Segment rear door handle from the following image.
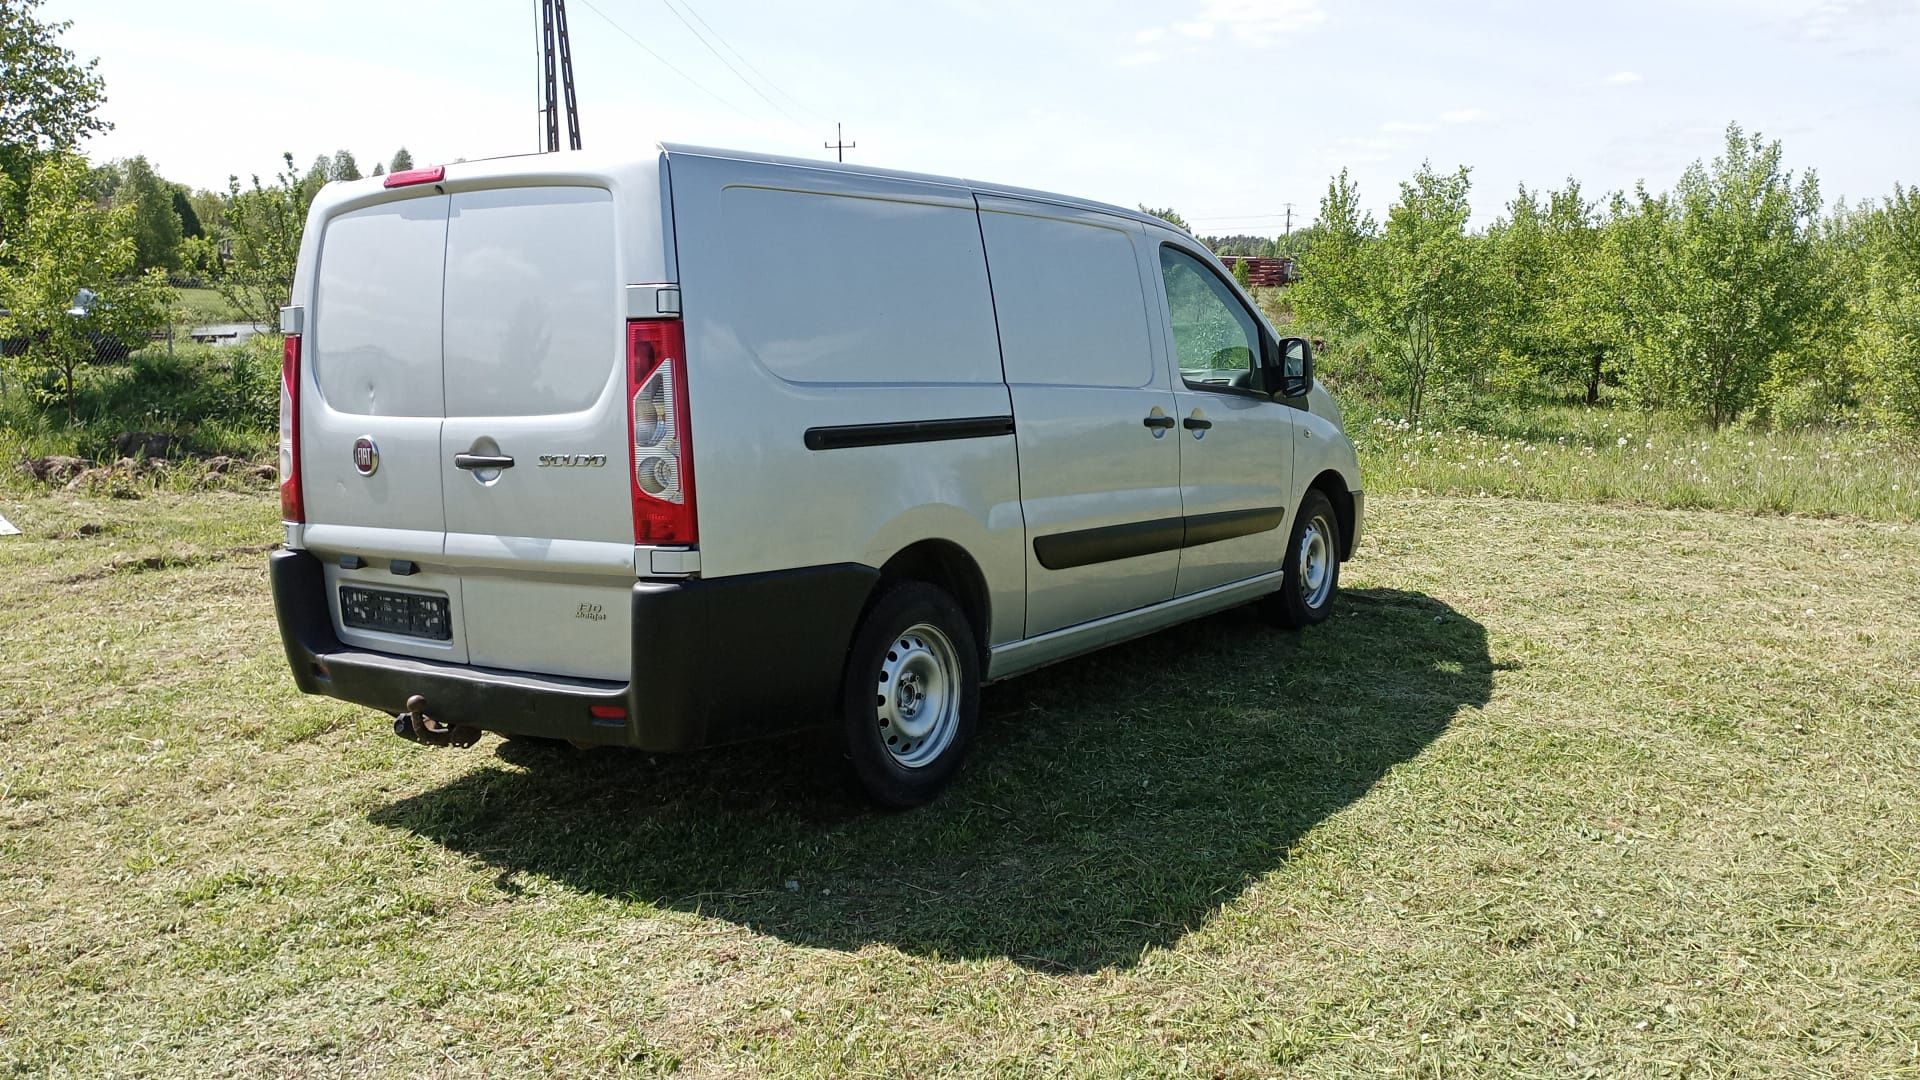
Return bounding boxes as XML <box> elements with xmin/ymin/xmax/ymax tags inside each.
<box><xmin>1182</xmin><ymin>416</ymin><xmax>1213</xmax><ymax>430</ymax></box>
<box><xmin>1142</xmin><ymin>414</ymin><xmax>1176</xmax><ymax>430</ymax></box>
<box><xmin>454</xmin><ymin>453</ymin><xmax>515</xmax><ymax>470</ymax></box>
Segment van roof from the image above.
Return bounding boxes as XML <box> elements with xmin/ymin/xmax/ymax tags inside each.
<box><xmin>660</xmin><ymin>142</ymin><xmax>1176</xmax><ymax>232</ymax></box>
<box><xmin>359</xmin><ymin>145</ymin><xmax>1179</xmax><ymax>235</ymax></box>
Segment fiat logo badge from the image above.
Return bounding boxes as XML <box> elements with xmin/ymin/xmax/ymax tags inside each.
<box><xmin>352</xmin><ymin>436</ymin><xmax>379</xmax><ymax>477</ymax></box>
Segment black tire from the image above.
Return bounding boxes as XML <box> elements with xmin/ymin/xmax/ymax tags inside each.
<box><xmin>1264</xmin><ymin>489</ymin><xmax>1343</xmax><ymax>628</ymax></box>
<box><xmin>835</xmin><ymin>581</ymin><xmax>980</xmax><ymax>808</ymax></box>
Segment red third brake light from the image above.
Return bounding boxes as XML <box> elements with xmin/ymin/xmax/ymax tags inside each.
<box><xmin>383</xmin><ymin>166</ymin><xmax>445</xmax><ymax>188</ymax></box>
<box><xmin>280</xmin><ymin>333</ymin><xmax>304</xmax><ymax>523</ymax></box>
<box><xmin>627</xmin><ymin>319</ymin><xmax>696</xmax><ymax>545</ymax></box>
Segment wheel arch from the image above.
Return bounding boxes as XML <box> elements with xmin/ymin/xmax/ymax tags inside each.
<box><xmin>1308</xmin><ymin>469</ymin><xmax>1359</xmax><ymax>560</ymax></box>
<box><xmin>875</xmin><ymin>539</ymin><xmax>992</xmax><ymax>663</ymax></box>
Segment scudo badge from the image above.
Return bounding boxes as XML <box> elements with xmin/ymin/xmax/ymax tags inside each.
<box><xmin>352</xmin><ymin>436</ymin><xmax>379</xmax><ymax>476</ymax></box>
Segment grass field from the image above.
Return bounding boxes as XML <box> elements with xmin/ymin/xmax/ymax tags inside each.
<box><xmin>1353</xmin><ymin>405</ymin><xmax>1920</xmax><ymax>521</ymax></box>
<box><xmin>3</xmin><ymin>485</ymin><xmax>1917</xmax><ymax>1075</ymax></box>
<box><xmin>172</xmin><ymin>286</ymin><xmax>246</xmax><ymax>325</ymax></box>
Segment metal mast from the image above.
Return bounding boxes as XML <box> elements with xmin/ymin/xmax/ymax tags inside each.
<box><xmin>538</xmin><ymin>0</ymin><xmax>582</xmax><ymax>152</ymax></box>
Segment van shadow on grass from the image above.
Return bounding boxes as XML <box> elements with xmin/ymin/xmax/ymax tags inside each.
<box><xmin>370</xmin><ymin>588</ymin><xmax>1491</xmax><ymax>973</ymax></box>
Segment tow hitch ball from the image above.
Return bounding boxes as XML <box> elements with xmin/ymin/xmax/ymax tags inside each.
<box><xmin>392</xmin><ymin>694</ymin><xmax>481</xmax><ymax>748</ymax></box>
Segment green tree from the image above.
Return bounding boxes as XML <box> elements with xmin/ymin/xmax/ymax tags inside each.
<box><xmin>214</xmin><ymin>153</ymin><xmax>314</xmax><ymax>330</ymax></box>
<box><xmin>171</xmin><ymin>188</ymin><xmax>202</xmax><ymax>238</ymax></box>
<box><xmin>1370</xmin><ymin>164</ymin><xmax>1488</xmax><ymax>421</ymax></box>
<box><xmin>329</xmin><ymin>149</ymin><xmax>361</xmax><ymax>182</ymax></box>
<box><xmin>390</xmin><ymin>147</ymin><xmax>414</xmax><ymax>172</ymax></box>
<box><xmin>1139</xmin><ymin>204</ymin><xmax>1190</xmax><ymax>232</ymax></box>
<box><xmin>0</xmin><ymin>153</ymin><xmax>170</xmax><ymax>420</ymax></box>
<box><xmin>1290</xmin><ymin>169</ymin><xmax>1378</xmax><ymax>342</ymax></box>
<box><xmin>1844</xmin><ymin>186</ymin><xmax>1920</xmax><ymax>429</ymax></box>
<box><xmin>186</xmin><ymin>188</ymin><xmax>224</xmax><ymax>234</ymax></box>
<box><xmin>1624</xmin><ymin>125</ymin><xmax>1822</xmax><ymax>427</ymax></box>
<box><xmin>1232</xmin><ymin>257</ymin><xmax>1252</xmax><ymax>289</ymax></box>
<box><xmin>300</xmin><ymin>154</ymin><xmax>333</xmax><ymax>202</ymax></box>
<box><xmin>370</xmin><ymin>162</ymin><xmax>385</xmax><ymax>177</ymax></box>
<box><xmin>0</xmin><ymin>0</ymin><xmax>109</xmax><ymax>248</ymax></box>
<box><xmin>1486</xmin><ymin>180</ymin><xmax>1627</xmax><ymax>404</ymax></box>
<box><xmin>117</xmin><ymin>155</ymin><xmax>183</xmax><ymax>272</ymax></box>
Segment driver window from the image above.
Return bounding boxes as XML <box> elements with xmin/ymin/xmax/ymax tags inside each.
<box><xmin>1159</xmin><ymin>245</ymin><xmax>1261</xmax><ymax>389</ymax></box>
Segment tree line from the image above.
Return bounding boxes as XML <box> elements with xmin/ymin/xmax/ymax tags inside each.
<box><xmin>1169</xmin><ymin>126</ymin><xmax>1918</xmax><ymax>432</ymax></box>
<box><xmin>0</xmin><ymin>0</ymin><xmax>415</xmax><ymax>419</ymax></box>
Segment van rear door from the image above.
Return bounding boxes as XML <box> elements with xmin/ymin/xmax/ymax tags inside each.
<box><xmin>303</xmin><ymin>194</ymin><xmax>467</xmax><ymax>663</ymax></box>
<box><xmin>437</xmin><ymin>185</ymin><xmax>636</xmax><ymax>680</ymax></box>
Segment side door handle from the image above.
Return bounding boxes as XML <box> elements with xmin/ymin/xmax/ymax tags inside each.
<box><xmin>454</xmin><ymin>452</ymin><xmax>516</xmax><ymax>470</ymax></box>
<box><xmin>1182</xmin><ymin>415</ymin><xmax>1213</xmax><ymax>431</ymax></box>
<box><xmin>1142</xmin><ymin>414</ymin><xmax>1176</xmax><ymax>430</ymax></box>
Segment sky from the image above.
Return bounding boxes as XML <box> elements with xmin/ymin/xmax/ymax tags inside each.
<box><xmin>54</xmin><ymin>0</ymin><xmax>1920</xmax><ymax>232</ymax></box>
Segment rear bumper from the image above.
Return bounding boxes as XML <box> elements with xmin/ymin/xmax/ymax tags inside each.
<box><xmin>269</xmin><ymin>548</ymin><xmax>877</xmax><ymax>751</ymax></box>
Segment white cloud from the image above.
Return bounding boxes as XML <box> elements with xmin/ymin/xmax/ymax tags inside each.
<box><xmin>1797</xmin><ymin>0</ymin><xmax>1917</xmax><ymax>40</ymax></box>
<box><xmin>1440</xmin><ymin>108</ymin><xmax>1491</xmax><ymax>125</ymax></box>
<box><xmin>1133</xmin><ymin>0</ymin><xmax>1327</xmax><ymax>50</ymax></box>
<box><xmin>1605</xmin><ymin>70</ymin><xmax>1645</xmax><ymax>85</ymax></box>
<box><xmin>1116</xmin><ymin>50</ymin><xmax>1164</xmax><ymax>66</ymax></box>
<box><xmin>1381</xmin><ymin>120</ymin><xmax>1438</xmax><ymax>134</ymax></box>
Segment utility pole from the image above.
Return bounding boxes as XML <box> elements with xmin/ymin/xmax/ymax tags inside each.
<box><xmin>824</xmin><ymin>122</ymin><xmax>855</xmax><ymax>163</ymax></box>
<box><xmin>537</xmin><ymin>0</ymin><xmax>582</xmax><ymax>152</ymax></box>
<box><xmin>1284</xmin><ymin>202</ymin><xmax>1294</xmax><ymax>239</ymax></box>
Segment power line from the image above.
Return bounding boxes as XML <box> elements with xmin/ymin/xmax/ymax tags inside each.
<box><xmin>676</xmin><ymin>0</ymin><xmax>823</xmax><ymax>121</ymax></box>
<box><xmin>573</xmin><ymin>0</ymin><xmax>757</xmax><ymax>121</ymax></box>
<box><xmin>653</xmin><ymin>0</ymin><xmax>808</xmax><ymax>129</ymax></box>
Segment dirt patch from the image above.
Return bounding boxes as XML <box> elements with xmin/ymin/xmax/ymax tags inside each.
<box><xmin>18</xmin><ymin>451</ymin><xmax>276</xmax><ymax>497</ymax></box>
<box><xmin>18</xmin><ymin>456</ymin><xmax>93</xmax><ymax>484</ymax></box>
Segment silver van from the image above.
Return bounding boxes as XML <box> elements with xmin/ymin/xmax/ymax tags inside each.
<box><xmin>270</xmin><ymin>145</ymin><xmax>1363</xmax><ymax>806</ymax></box>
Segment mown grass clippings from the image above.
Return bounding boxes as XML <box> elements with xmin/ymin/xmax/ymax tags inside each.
<box><xmin>2</xmin><ymin>487</ymin><xmax>1918</xmax><ymax>1075</ymax></box>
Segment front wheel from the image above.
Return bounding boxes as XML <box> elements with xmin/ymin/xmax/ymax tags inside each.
<box><xmin>835</xmin><ymin>581</ymin><xmax>980</xmax><ymax>808</ymax></box>
<box><xmin>1264</xmin><ymin>489</ymin><xmax>1342</xmax><ymax>628</ymax></box>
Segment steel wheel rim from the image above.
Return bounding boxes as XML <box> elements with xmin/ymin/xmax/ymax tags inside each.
<box><xmin>1299</xmin><ymin>514</ymin><xmax>1334</xmax><ymax>609</ymax></box>
<box><xmin>875</xmin><ymin>622</ymin><xmax>961</xmax><ymax>769</ymax></box>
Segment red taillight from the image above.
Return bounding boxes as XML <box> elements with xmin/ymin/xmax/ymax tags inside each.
<box><xmin>626</xmin><ymin>319</ymin><xmax>696</xmax><ymax>545</ymax></box>
<box><xmin>280</xmin><ymin>334</ymin><xmax>304</xmax><ymax>523</ymax></box>
<box><xmin>383</xmin><ymin>166</ymin><xmax>445</xmax><ymax>188</ymax></box>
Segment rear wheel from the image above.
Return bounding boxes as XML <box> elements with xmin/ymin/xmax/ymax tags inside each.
<box><xmin>836</xmin><ymin>581</ymin><xmax>979</xmax><ymax>807</ymax></box>
<box><xmin>1264</xmin><ymin>489</ymin><xmax>1342</xmax><ymax>628</ymax></box>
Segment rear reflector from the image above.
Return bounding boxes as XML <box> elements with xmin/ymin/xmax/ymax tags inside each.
<box><xmin>627</xmin><ymin>319</ymin><xmax>696</xmax><ymax>545</ymax></box>
<box><xmin>280</xmin><ymin>334</ymin><xmax>304</xmax><ymax>523</ymax></box>
<box><xmin>383</xmin><ymin>166</ymin><xmax>445</xmax><ymax>188</ymax></box>
<box><xmin>588</xmin><ymin>704</ymin><xmax>627</xmax><ymax>721</ymax></box>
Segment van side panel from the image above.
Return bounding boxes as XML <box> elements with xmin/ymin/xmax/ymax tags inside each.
<box><xmin>667</xmin><ymin>151</ymin><xmax>1027</xmax><ymax>647</ymax></box>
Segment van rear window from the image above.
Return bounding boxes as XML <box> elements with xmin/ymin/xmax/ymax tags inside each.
<box><xmin>442</xmin><ymin>186</ymin><xmax>618</xmax><ymax>417</ymax></box>
<box><xmin>313</xmin><ymin>198</ymin><xmax>449</xmax><ymax>417</ymax></box>
<box><xmin>719</xmin><ymin>186</ymin><xmax>1001</xmax><ymax>385</ymax></box>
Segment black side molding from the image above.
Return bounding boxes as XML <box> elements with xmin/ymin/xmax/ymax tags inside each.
<box><xmin>1034</xmin><ymin>516</ymin><xmax>1185</xmax><ymax>571</ymax></box>
<box><xmin>1033</xmin><ymin>506</ymin><xmax>1288</xmax><ymax>571</ymax></box>
<box><xmin>804</xmin><ymin>415</ymin><xmax>1015</xmax><ymax>452</ymax></box>
<box><xmin>1182</xmin><ymin>506</ymin><xmax>1286</xmax><ymax>547</ymax></box>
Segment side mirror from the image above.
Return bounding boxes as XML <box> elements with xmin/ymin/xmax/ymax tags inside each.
<box><xmin>1257</xmin><ymin>336</ymin><xmax>1314</xmax><ymax>400</ymax></box>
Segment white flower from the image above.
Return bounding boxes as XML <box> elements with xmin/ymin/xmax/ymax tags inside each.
<box><xmin>1617</xmin><ymin>437</ymin><xmax>1629</xmax><ymax>447</ymax></box>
